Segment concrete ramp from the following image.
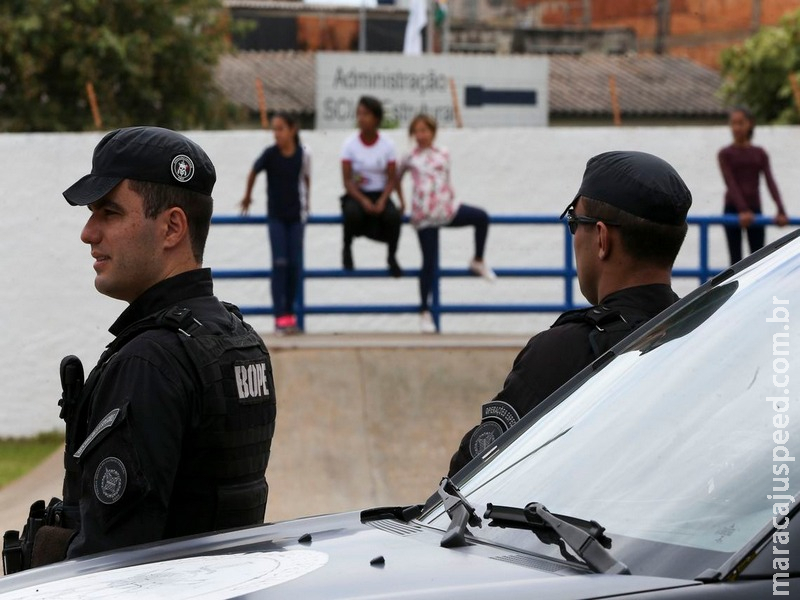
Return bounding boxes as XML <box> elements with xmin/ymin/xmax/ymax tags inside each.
<box><xmin>265</xmin><ymin>334</ymin><xmax>524</xmax><ymax>521</ymax></box>
<box><xmin>0</xmin><ymin>334</ymin><xmax>524</xmax><ymax>536</ymax></box>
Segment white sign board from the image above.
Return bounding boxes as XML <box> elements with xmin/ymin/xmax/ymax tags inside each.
<box><xmin>315</xmin><ymin>52</ymin><xmax>549</xmax><ymax>129</ymax></box>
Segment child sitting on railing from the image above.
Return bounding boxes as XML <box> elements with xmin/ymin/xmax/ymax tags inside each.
<box><xmin>395</xmin><ymin>114</ymin><xmax>496</xmax><ymax>333</ymax></box>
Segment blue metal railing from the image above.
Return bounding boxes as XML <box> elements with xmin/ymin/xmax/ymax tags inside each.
<box><xmin>211</xmin><ymin>214</ymin><xmax>798</xmax><ymax>332</ymax></box>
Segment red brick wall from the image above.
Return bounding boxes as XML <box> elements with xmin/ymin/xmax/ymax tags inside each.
<box><xmin>514</xmin><ymin>0</ymin><xmax>800</xmax><ymax>69</ymax></box>
<box><xmin>532</xmin><ymin>1</ymin><xmax>585</xmax><ymax>24</ymax></box>
<box><xmin>763</xmin><ymin>0</ymin><xmax>800</xmax><ymax>20</ymax></box>
<box><xmin>297</xmin><ymin>15</ymin><xmax>359</xmax><ymax>51</ymax></box>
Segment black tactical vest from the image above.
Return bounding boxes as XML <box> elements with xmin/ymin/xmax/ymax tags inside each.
<box><xmin>63</xmin><ymin>304</ymin><xmax>275</xmax><ymax>536</ymax></box>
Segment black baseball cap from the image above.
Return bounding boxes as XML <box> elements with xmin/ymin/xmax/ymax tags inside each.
<box><xmin>568</xmin><ymin>151</ymin><xmax>692</xmax><ymax>226</ymax></box>
<box><xmin>63</xmin><ymin>126</ymin><xmax>216</xmax><ymax>206</ymax></box>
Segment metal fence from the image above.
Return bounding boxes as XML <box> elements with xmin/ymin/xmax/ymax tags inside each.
<box><xmin>211</xmin><ymin>214</ymin><xmax>797</xmax><ymax>332</ymax></box>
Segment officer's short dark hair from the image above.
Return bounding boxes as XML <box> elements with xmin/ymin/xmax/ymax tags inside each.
<box><xmin>128</xmin><ymin>180</ymin><xmax>212</xmax><ymax>264</ymax></box>
<box><xmin>358</xmin><ymin>96</ymin><xmax>384</xmax><ymax>124</ymax></box>
<box><xmin>581</xmin><ymin>196</ymin><xmax>687</xmax><ymax>268</ymax></box>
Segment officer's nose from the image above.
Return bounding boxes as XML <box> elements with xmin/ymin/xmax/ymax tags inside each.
<box><xmin>80</xmin><ymin>211</ymin><xmax>101</xmax><ymax>245</ymax></box>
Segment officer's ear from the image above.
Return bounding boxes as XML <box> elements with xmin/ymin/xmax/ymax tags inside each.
<box><xmin>596</xmin><ymin>221</ymin><xmax>612</xmax><ymax>261</ymax></box>
<box><xmin>161</xmin><ymin>207</ymin><xmax>189</xmax><ymax>251</ymax></box>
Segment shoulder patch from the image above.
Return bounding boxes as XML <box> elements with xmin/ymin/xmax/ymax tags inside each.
<box><xmin>469</xmin><ymin>401</ymin><xmax>520</xmax><ymax>458</ymax></box>
<box><xmin>94</xmin><ymin>456</ymin><xmax>127</xmax><ymax>505</ymax></box>
<box><xmin>480</xmin><ymin>400</ymin><xmax>520</xmax><ymax>429</ymax></box>
<box><xmin>469</xmin><ymin>421</ymin><xmax>504</xmax><ymax>458</ymax></box>
<box><xmin>233</xmin><ymin>359</ymin><xmax>271</xmax><ymax>404</ymax></box>
<box><xmin>74</xmin><ymin>408</ymin><xmax>120</xmax><ymax>459</ymax></box>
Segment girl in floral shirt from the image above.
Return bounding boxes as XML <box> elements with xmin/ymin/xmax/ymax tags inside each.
<box><xmin>396</xmin><ymin>114</ymin><xmax>495</xmax><ymax>332</ymax></box>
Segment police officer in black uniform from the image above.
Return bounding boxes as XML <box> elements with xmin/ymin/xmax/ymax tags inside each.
<box><xmin>449</xmin><ymin>151</ymin><xmax>692</xmax><ymax>476</ymax></box>
<box><xmin>47</xmin><ymin>127</ymin><xmax>275</xmax><ymax>561</ymax></box>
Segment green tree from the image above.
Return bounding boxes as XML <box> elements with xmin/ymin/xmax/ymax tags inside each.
<box><xmin>720</xmin><ymin>9</ymin><xmax>800</xmax><ymax>124</ymax></box>
<box><xmin>0</xmin><ymin>0</ymin><xmax>235</xmax><ymax>132</ymax></box>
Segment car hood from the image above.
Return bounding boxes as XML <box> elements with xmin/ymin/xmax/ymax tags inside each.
<box><xmin>0</xmin><ymin>511</ymin><xmax>700</xmax><ymax>599</ymax></box>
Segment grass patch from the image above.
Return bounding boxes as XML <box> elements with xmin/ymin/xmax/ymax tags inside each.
<box><xmin>0</xmin><ymin>432</ymin><xmax>63</xmax><ymax>489</ymax></box>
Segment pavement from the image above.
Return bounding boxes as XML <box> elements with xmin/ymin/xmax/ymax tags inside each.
<box><xmin>0</xmin><ymin>447</ymin><xmax>64</xmax><ymax>540</ymax></box>
<box><xmin>0</xmin><ymin>333</ymin><xmax>526</xmax><ymax>537</ymax></box>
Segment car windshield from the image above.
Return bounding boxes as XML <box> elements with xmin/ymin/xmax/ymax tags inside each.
<box><xmin>422</xmin><ymin>236</ymin><xmax>800</xmax><ymax>580</ymax></box>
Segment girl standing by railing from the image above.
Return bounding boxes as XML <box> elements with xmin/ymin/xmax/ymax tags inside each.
<box><xmin>240</xmin><ymin>112</ymin><xmax>310</xmax><ymax>334</ymax></box>
<box><xmin>718</xmin><ymin>107</ymin><xmax>788</xmax><ymax>265</ymax></box>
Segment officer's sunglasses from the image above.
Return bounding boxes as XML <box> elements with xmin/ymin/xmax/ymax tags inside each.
<box><xmin>560</xmin><ymin>206</ymin><xmax>620</xmax><ymax>235</ymax></box>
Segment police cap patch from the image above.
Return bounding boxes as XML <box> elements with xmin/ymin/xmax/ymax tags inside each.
<box><xmin>94</xmin><ymin>456</ymin><xmax>127</xmax><ymax>505</ymax></box>
<box><xmin>171</xmin><ymin>154</ymin><xmax>195</xmax><ymax>183</ymax></box>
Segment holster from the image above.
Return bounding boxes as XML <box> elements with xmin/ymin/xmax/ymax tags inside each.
<box><xmin>3</xmin><ymin>499</ymin><xmax>44</xmax><ymax>575</ymax></box>
<box><xmin>2</xmin><ymin>530</ymin><xmax>22</xmax><ymax>575</ymax></box>
<box><xmin>3</xmin><ymin>498</ymin><xmax>74</xmax><ymax>575</ymax></box>
<box><xmin>2</xmin><ymin>356</ymin><xmax>87</xmax><ymax>575</ymax></box>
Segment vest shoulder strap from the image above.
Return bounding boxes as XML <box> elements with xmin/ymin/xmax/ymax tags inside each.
<box><xmin>107</xmin><ymin>305</ymin><xmax>209</xmax><ymax>356</ymax></box>
<box><xmin>554</xmin><ymin>303</ymin><xmax>653</xmax><ymax>357</ymax></box>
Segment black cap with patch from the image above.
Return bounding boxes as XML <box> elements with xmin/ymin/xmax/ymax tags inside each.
<box><xmin>63</xmin><ymin>126</ymin><xmax>216</xmax><ymax>206</ymax></box>
<box><xmin>571</xmin><ymin>151</ymin><xmax>691</xmax><ymax>226</ymax></box>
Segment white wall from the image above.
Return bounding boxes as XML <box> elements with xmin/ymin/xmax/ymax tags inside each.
<box><xmin>1</xmin><ymin>126</ymin><xmax>797</xmax><ymax>436</ymax></box>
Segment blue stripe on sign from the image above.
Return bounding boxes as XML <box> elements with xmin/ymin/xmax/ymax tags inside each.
<box><xmin>465</xmin><ymin>86</ymin><xmax>538</xmax><ymax>107</ymax></box>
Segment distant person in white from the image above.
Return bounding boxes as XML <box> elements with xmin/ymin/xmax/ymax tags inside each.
<box><xmin>340</xmin><ymin>96</ymin><xmax>404</xmax><ymax>277</ymax></box>
<box><xmin>403</xmin><ymin>0</ymin><xmax>428</xmax><ymax>55</ymax></box>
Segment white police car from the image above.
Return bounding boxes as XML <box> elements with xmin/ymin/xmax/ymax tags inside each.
<box><xmin>0</xmin><ymin>230</ymin><xmax>798</xmax><ymax>599</ymax></box>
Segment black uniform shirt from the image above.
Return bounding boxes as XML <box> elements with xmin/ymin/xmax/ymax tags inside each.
<box><xmin>449</xmin><ymin>284</ymin><xmax>679</xmax><ymax>476</ymax></box>
<box><xmin>67</xmin><ymin>269</ymin><xmax>272</xmax><ymax>558</ymax></box>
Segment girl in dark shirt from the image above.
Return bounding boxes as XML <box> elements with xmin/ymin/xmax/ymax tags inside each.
<box><xmin>718</xmin><ymin>107</ymin><xmax>788</xmax><ymax>265</ymax></box>
<box><xmin>241</xmin><ymin>113</ymin><xmax>311</xmax><ymax>334</ymax></box>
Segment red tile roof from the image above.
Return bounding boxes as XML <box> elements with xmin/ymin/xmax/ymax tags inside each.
<box><xmin>549</xmin><ymin>54</ymin><xmax>726</xmax><ymax>117</ymax></box>
<box><xmin>216</xmin><ymin>51</ymin><xmax>315</xmax><ymax>114</ymax></box>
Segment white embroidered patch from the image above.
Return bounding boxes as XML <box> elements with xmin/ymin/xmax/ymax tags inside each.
<box><xmin>234</xmin><ymin>361</ymin><xmax>270</xmax><ymax>400</ymax></box>
<box><xmin>94</xmin><ymin>456</ymin><xmax>127</xmax><ymax>505</ymax></box>
<box><xmin>74</xmin><ymin>408</ymin><xmax>120</xmax><ymax>459</ymax></box>
<box><xmin>171</xmin><ymin>154</ymin><xmax>195</xmax><ymax>183</ymax></box>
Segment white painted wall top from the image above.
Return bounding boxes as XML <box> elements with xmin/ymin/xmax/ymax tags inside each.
<box><xmin>2</xmin><ymin>126</ymin><xmax>798</xmax><ymax>436</ymax></box>
<box><xmin>315</xmin><ymin>52</ymin><xmax>549</xmax><ymax>129</ymax></box>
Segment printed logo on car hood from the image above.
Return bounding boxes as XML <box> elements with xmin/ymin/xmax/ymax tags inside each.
<box><xmin>0</xmin><ymin>550</ymin><xmax>328</xmax><ymax>599</ymax></box>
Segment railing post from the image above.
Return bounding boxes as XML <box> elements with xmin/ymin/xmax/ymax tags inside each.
<box><xmin>296</xmin><ymin>229</ymin><xmax>306</xmax><ymax>331</ymax></box>
<box><xmin>432</xmin><ymin>233</ymin><xmax>442</xmax><ymax>332</ymax></box>
<box><xmin>563</xmin><ymin>223</ymin><xmax>574</xmax><ymax>309</ymax></box>
<box><xmin>699</xmin><ymin>221</ymin><xmax>710</xmax><ymax>285</ymax></box>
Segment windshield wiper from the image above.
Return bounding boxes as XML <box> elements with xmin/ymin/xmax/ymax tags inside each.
<box><xmin>437</xmin><ymin>477</ymin><xmax>482</xmax><ymax>548</ymax></box>
<box><xmin>485</xmin><ymin>502</ymin><xmax>630</xmax><ymax>575</ymax></box>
